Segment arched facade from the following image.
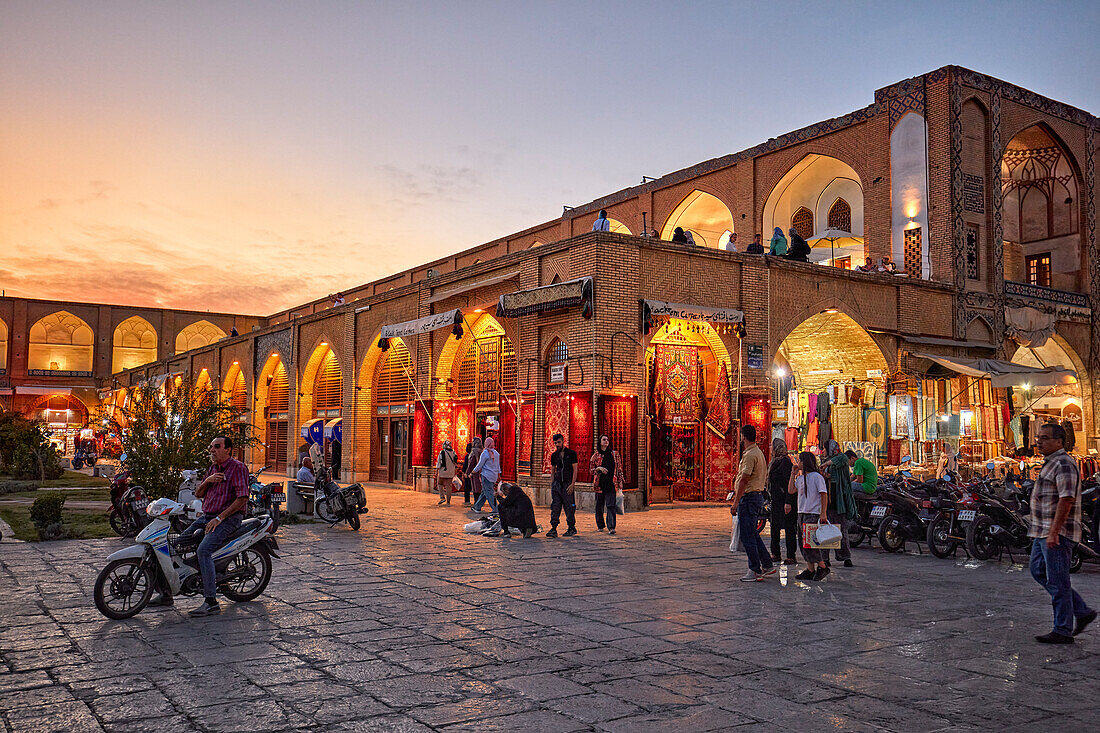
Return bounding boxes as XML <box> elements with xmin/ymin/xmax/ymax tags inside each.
<box><xmin>366</xmin><ymin>339</ymin><xmax>416</xmax><ymax>484</ymax></box>
<box><xmin>0</xmin><ymin>318</ymin><xmax>8</xmax><ymax>372</ymax></box>
<box><xmin>254</xmin><ymin>353</ymin><xmax>290</xmax><ymax>473</ymax></box>
<box><xmin>112</xmin><ymin>316</ymin><xmax>158</xmax><ymax>373</ymax></box>
<box><xmin>28</xmin><ymin>311</ymin><xmax>94</xmax><ymax>373</ymax></box>
<box><xmin>1010</xmin><ymin>335</ymin><xmax>1088</xmax><ymax>449</ymax></box>
<box><xmin>890</xmin><ymin>112</ymin><xmax>931</xmax><ymax>278</ymax></box>
<box><xmin>299</xmin><ymin>341</ymin><xmax>343</xmax><ymax>469</ymax></box>
<box><xmin>763</xmin><ymin>154</ymin><xmax>864</xmax><ymax>243</ymax></box>
<box><xmin>660</xmin><ymin>190</ymin><xmax>734</xmax><ymax>249</ymax></box>
<box><xmin>175</xmin><ymin>320</ymin><xmax>226</xmax><ymax>354</ymax></box>
<box><xmin>607</xmin><ymin>219</ymin><xmax>632</xmax><ymax>235</ymax></box>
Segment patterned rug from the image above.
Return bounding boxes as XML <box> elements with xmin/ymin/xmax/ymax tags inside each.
<box><xmin>519</xmin><ymin>400</ymin><xmax>534</xmax><ymax>476</ymax></box>
<box><xmin>571</xmin><ymin>392</ymin><xmax>593</xmax><ymax>483</ymax></box>
<box><xmin>543</xmin><ymin>391</ymin><xmax>570</xmax><ymax>475</ymax></box>
<box><xmin>705</xmin><ymin>362</ymin><xmax>731</xmax><ymax>439</ymax></box>
<box><xmin>432</xmin><ymin>401</ymin><xmax>454</xmax><ymax>460</ymax></box>
<box><xmin>705</xmin><ymin>429</ymin><xmax>735</xmax><ymax>501</ymax></box>
<box><xmin>654</xmin><ymin>344</ymin><xmax>699</xmax><ymax>423</ymax></box>
<box><xmin>453</xmin><ymin>400</ymin><xmax>475</xmax><ymax>456</ymax></box>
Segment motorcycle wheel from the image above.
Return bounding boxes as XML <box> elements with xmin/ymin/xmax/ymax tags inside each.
<box><xmin>316</xmin><ymin>497</ymin><xmax>338</xmax><ymax>523</ymax></box>
<box><xmin>878</xmin><ymin>516</ymin><xmax>905</xmax><ymax>553</ymax></box>
<box><xmin>926</xmin><ymin>512</ymin><xmax>958</xmax><ymax>559</ymax></box>
<box><xmin>72</xmin><ymin>458</ymin><xmax>83</xmax><ymax>470</ymax></box>
<box><xmin>1070</xmin><ymin>545</ymin><xmax>1083</xmax><ymax>574</ymax></box>
<box><xmin>347</xmin><ymin>505</ymin><xmax>361</xmax><ymax>531</ymax></box>
<box><xmin>94</xmin><ymin>558</ymin><xmax>154</xmax><ymax>620</ymax></box>
<box><xmin>108</xmin><ymin>509</ymin><xmax>137</xmax><ymax>538</ymax></box>
<box><xmin>847</xmin><ymin>522</ymin><xmax>867</xmax><ymax>547</ymax></box>
<box><xmin>965</xmin><ymin>514</ymin><xmax>998</xmax><ymax>561</ymax></box>
<box><xmin>219</xmin><ymin>548</ymin><xmax>272</xmax><ymax>602</ymax></box>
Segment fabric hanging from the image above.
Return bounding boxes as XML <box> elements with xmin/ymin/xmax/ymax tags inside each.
<box><xmin>542</xmin><ymin>392</ymin><xmax>570</xmax><ymax>474</ymax></box>
<box><xmin>808</xmin><ymin>393</ymin><xmax>819</xmax><ymax>422</ymax></box>
<box><xmin>817</xmin><ymin>392</ymin><xmax>831</xmax><ymax>422</ymax></box>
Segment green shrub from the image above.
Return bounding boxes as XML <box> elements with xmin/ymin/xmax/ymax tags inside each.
<box><xmin>11</xmin><ymin>443</ymin><xmax>64</xmax><ymax>481</ymax></box>
<box><xmin>30</xmin><ymin>493</ymin><xmax>66</xmax><ymax>539</ymax></box>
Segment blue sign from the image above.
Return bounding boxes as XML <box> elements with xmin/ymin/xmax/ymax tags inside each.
<box><xmin>301</xmin><ymin>418</ymin><xmax>324</xmax><ymax>445</ymax></box>
<box><xmin>324</xmin><ymin>418</ymin><xmax>342</xmax><ymax>443</ymax></box>
<box><xmin>747</xmin><ymin>344</ymin><xmax>764</xmax><ymax>370</ymax></box>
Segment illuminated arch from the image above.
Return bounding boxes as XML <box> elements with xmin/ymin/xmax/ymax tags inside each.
<box><xmin>433</xmin><ymin>313</ymin><xmax>515</xmax><ymax>400</ymax></box>
<box><xmin>774</xmin><ymin>310</ymin><xmax>888</xmax><ymax>390</ymax></box>
<box><xmin>0</xmin><ymin>317</ymin><xmax>8</xmax><ymax>372</ymax></box>
<box><xmin>300</xmin><ymin>342</ymin><xmax>343</xmax><ymax>431</ymax></box>
<box><xmin>254</xmin><ymin>352</ymin><xmax>291</xmax><ymax>471</ymax></box>
<box><xmin>607</xmin><ymin>219</ymin><xmax>632</xmax><ymax>235</ymax></box>
<box><xmin>222</xmin><ymin>361</ymin><xmax>249</xmax><ymax>414</ymax></box>
<box><xmin>763</xmin><ymin>154</ymin><xmax>864</xmax><ymax>241</ymax></box>
<box><xmin>112</xmin><ymin>316</ymin><xmax>158</xmax><ymax>373</ymax></box>
<box><xmin>1009</xmin><ymin>335</ymin><xmax>1087</xmax><ymax>448</ymax></box>
<box><xmin>28</xmin><ymin>311</ymin><xmax>94</xmax><ymax>373</ymax></box>
<box><xmin>660</xmin><ymin>190</ymin><xmax>734</xmax><ymax>249</ymax></box>
<box><xmin>175</xmin><ymin>320</ymin><xmax>226</xmax><ymax>354</ymax></box>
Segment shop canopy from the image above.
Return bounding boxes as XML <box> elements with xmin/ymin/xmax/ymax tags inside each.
<box><xmin>497</xmin><ymin>276</ymin><xmax>593</xmax><ymax>318</ymax></box>
<box><xmin>380</xmin><ymin>309</ymin><xmax>463</xmax><ymax>339</ymax></box>
<box><xmin>301</xmin><ymin>418</ymin><xmax>325</xmax><ymax>445</ymax></box>
<box><xmin>911</xmin><ymin>352</ymin><xmax>1077</xmax><ymax>388</ymax></box>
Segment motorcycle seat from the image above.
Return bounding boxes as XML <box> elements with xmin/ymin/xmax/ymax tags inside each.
<box><xmin>227</xmin><ymin>517</ymin><xmax>264</xmax><ymax>541</ymax></box>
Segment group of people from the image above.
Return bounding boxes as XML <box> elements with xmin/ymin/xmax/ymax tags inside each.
<box><xmin>433</xmin><ymin>433</ymin><xmax>625</xmax><ymax>539</ymax></box>
<box><xmin>730</xmin><ymin>424</ymin><xmax>874</xmax><ymax>583</ymax></box>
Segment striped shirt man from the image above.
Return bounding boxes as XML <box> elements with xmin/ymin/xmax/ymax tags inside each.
<box><xmin>1029</xmin><ymin>448</ymin><xmax>1081</xmax><ymax>543</ymax></box>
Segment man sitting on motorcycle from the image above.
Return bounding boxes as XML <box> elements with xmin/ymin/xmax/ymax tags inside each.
<box><xmin>171</xmin><ymin>435</ymin><xmax>249</xmax><ymax>617</ymax></box>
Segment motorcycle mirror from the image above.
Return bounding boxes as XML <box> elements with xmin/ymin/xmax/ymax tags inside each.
<box><xmin>119</xmin><ymin>453</ymin><xmax>128</xmax><ymax>462</ymax></box>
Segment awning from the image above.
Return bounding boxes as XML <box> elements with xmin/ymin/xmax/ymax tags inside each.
<box><xmin>324</xmin><ymin>418</ymin><xmax>342</xmax><ymax>442</ymax></box>
<box><xmin>380</xmin><ymin>309</ymin><xmax>463</xmax><ymax>339</ymax></box>
<box><xmin>15</xmin><ymin>386</ymin><xmax>72</xmax><ymax>396</ymax></box>
<box><xmin>301</xmin><ymin>418</ymin><xmax>325</xmax><ymax>445</ymax></box>
<box><xmin>641</xmin><ymin>299</ymin><xmax>743</xmax><ymax>334</ymax></box>
<box><xmin>497</xmin><ymin>277</ymin><xmax>593</xmax><ymax>318</ymax></box>
<box><xmin>902</xmin><ymin>335</ymin><xmax>996</xmax><ymax>349</ymax></box>
<box><xmin>427</xmin><ymin>271</ymin><xmax>520</xmax><ymax>304</ymax></box>
<box><xmin>150</xmin><ymin>374</ymin><xmax>170</xmax><ymax>390</ymax></box>
<box><xmin>911</xmin><ymin>352</ymin><xmax>1077</xmax><ymax>388</ymax></box>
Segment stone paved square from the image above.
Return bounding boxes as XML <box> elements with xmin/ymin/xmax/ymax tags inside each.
<box><xmin>2</xmin><ymin>488</ymin><xmax>1100</xmax><ymax>732</ymax></box>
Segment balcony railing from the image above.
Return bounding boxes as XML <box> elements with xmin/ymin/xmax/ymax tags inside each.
<box><xmin>1004</xmin><ymin>281</ymin><xmax>1089</xmax><ymax>309</ymax></box>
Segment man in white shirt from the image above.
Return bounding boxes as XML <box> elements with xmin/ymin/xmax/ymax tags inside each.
<box><xmin>296</xmin><ymin>457</ymin><xmax>315</xmax><ymax>485</ymax></box>
<box><xmin>725</xmin><ymin>232</ymin><xmax>738</xmax><ymax>252</ymax></box>
<box><xmin>591</xmin><ymin>210</ymin><xmax>611</xmax><ymax>232</ymax></box>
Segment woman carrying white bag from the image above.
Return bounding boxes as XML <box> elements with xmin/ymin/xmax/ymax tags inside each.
<box><xmin>789</xmin><ymin>451</ymin><xmax>833</xmax><ymax>581</ymax></box>
<box><xmin>589</xmin><ymin>435</ymin><xmax>625</xmax><ymax>535</ymax></box>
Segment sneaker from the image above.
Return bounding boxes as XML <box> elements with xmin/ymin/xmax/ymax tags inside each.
<box><xmin>843</xmin><ymin>559</ymin><xmax>854</xmax><ymax>568</ymax></box>
<box><xmin>501</xmin><ymin>531</ymin><xmax>512</xmax><ymax>538</ymax></box>
<box><xmin>597</xmin><ymin>527</ymin><xmax>606</xmax><ymax>532</ymax></box>
<box><xmin>795</xmin><ymin>569</ymin><xmax>816</xmax><ymax>580</ymax></box>
<box><xmin>1035</xmin><ymin>631</ymin><xmax>1074</xmax><ymax>644</ymax></box>
<box><xmin>608</xmin><ymin>529</ymin><xmax>616</xmax><ymax>535</ymax></box>
<box><xmin>188</xmin><ymin>600</ymin><xmax>221</xmax><ymax>618</ymax></box>
<box><xmin>437</xmin><ymin>499</ymin><xmax>446</xmax><ymax>505</ymax></box>
<box><xmin>812</xmin><ymin>567</ymin><xmax>828</xmax><ymax>581</ymax></box>
<box><xmin>1074</xmin><ymin>610</ymin><xmax>1097</xmax><ymax>636</ymax></box>
<box><xmin>739</xmin><ymin>571</ymin><xmax>763</xmax><ymax>582</ymax></box>
<box><xmin>563</xmin><ymin>527</ymin><xmax>577</xmax><ymax>537</ymax></box>
<box><xmin>783</xmin><ymin>558</ymin><xmax>798</xmax><ymax>565</ymax></box>
<box><xmin>761</xmin><ymin>567</ymin><xmax>778</xmax><ymax>577</ymax></box>
<box><xmin>148</xmin><ymin>594</ymin><xmax>174</xmax><ymax>608</ymax></box>
<box><xmin>545</xmin><ymin>528</ymin><xmax>558</xmax><ymax>538</ymax></box>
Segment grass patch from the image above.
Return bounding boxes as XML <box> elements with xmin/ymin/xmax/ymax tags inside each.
<box><xmin>3</xmin><ymin>487</ymin><xmax>111</xmax><ymax>502</ymax></box>
<box><xmin>0</xmin><ymin>505</ymin><xmax>115</xmax><ymax>542</ymax></box>
<box><xmin>42</xmin><ymin>470</ymin><xmax>110</xmax><ymax>488</ymax></box>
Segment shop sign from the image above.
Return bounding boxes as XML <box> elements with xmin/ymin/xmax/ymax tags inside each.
<box><xmin>1062</xmin><ymin>403</ymin><xmax>1082</xmax><ymax>426</ymax></box>
<box><xmin>642</xmin><ymin>299</ymin><xmax>744</xmax><ymax>325</ymax></box>
<box><xmin>746</xmin><ymin>344</ymin><xmax>763</xmax><ymax>370</ymax></box>
<box><xmin>548</xmin><ymin>362</ymin><xmax>567</xmax><ymax>385</ymax></box>
<box><xmin>866</xmin><ymin>369</ymin><xmax>883</xmax><ymax>379</ymax></box>
<box><xmin>380</xmin><ymin>309</ymin><xmax>462</xmax><ymax>339</ymax></box>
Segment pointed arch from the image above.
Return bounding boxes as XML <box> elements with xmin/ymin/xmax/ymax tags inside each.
<box><xmin>607</xmin><ymin>219</ymin><xmax>632</xmax><ymax>235</ymax></box>
<box><xmin>827</xmin><ymin>197</ymin><xmax>852</xmax><ymax>232</ymax></box>
<box><xmin>660</xmin><ymin>190</ymin><xmax>734</xmax><ymax>249</ymax></box>
<box><xmin>0</xmin><ymin>317</ymin><xmax>8</xmax><ymax>372</ymax></box>
<box><xmin>763</xmin><ymin>154</ymin><xmax>864</xmax><ymax>243</ymax></box>
<box><xmin>791</xmin><ymin>207</ymin><xmax>814</xmax><ymax>240</ymax></box>
<box><xmin>28</xmin><ymin>311</ymin><xmax>94</xmax><ymax>373</ymax></box>
<box><xmin>774</xmin><ymin>310</ymin><xmax>888</xmax><ymax>391</ymax></box>
<box><xmin>113</xmin><ymin>316</ymin><xmax>158</xmax><ymax>372</ymax></box>
<box><xmin>254</xmin><ymin>352</ymin><xmax>291</xmax><ymax>472</ymax></box>
<box><xmin>175</xmin><ymin>320</ymin><xmax>226</xmax><ymax>354</ymax></box>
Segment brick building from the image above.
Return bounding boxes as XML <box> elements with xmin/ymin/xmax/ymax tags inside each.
<box><xmin>99</xmin><ymin>66</ymin><xmax>1097</xmax><ymax>506</ymax></box>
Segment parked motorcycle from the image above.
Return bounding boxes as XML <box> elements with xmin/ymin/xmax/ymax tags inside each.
<box><xmin>846</xmin><ymin>488</ymin><xmax>886</xmax><ymax>547</ymax></box>
<box><xmin>965</xmin><ymin>482</ymin><xmax>1033</xmax><ymax>562</ymax></box>
<box><xmin>925</xmin><ymin>480</ymin><xmax>988</xmax><ymax>558</ymax></box>
<box><xmin>876</xmin><ymin>478</ymin><xmax>948</xmax><ymax>553</ymax></box>
<box><xmin>93</xmin><ymin>494</ymin><xmax>279</xmax><ymax>619</ymax></box>
<box><xmin>107</xmin><ymin>461</ymin><xmax>152</xmax><ymax>538</ymax></box>
<box><xmin>313</xmin><ymin>463</ymin><xmax>367</xmax><ymax>530</ymax></box>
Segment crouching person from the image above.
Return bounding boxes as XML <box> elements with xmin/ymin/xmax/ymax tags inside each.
<box><xmin>496</xmin><ymin>482</ymin><xmax>537</xmax><ymax>538</ymax></box>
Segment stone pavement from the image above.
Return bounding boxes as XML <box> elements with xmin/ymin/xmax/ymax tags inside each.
<box><xmin>2</xmin><ymin>488</ymin><xmax>1099</xmax><ymax>732</ymax></box>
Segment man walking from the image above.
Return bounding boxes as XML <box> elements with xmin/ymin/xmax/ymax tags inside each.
<box><xmin>1030</xmin><ymin>423</ymin><xmax>1095</xmax><ymax>643</ymax></box>
<box><xmin>730</xmin><ymin>425</ymin><xmax>776</xmax><ymax>581</ymax></box>
<box><xmin>546</xmin><ymin>434</ymin><xmax>578</xmax><ymax>537</ymax></box>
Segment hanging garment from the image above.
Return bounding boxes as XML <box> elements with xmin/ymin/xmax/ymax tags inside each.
<box><xmin>826</xmin><ymin>385</ymin><xmax>836</xmax><ymax>404</ymax></box>
<box><xmin>817</xmin><ymin>392</ymin><xmax>831</xmax><ymax>423</ymax></box>
<box><xmin>818</xmin><ymin>420</ymin><xmax>832</xmax><ymax>446</ymax></box>
<box><xmin>785</xmin><ymin>426</ymin><xmax>800</xmax><ymax>451</ymax></box>
<box><xmin>788</xmin><ymin>390</ymin><xmax>799</xmax><ymax>424</ymax></box>
<box><xmin>807</xmin><ymin>419</ymin><xmax>820</xmax><ymax>448</ymax></box>
<box><xmin>849</xmin><ymin>385</ymin><xmax>863</xmax><ymax>405</ymax></box>
<box><xmin>808</xmin><ymin>393</ymin><xmax>818</xmax><ymax>423</ymax></box>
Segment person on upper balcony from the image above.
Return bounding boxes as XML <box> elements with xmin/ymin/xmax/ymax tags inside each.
<box><xmin>591</xmin><ymin>210</ymin><xmax>611</xmax><ymax>232</ymax></box>
<box><xmin>785</xmin><ymin>228</ymin><xmax>811</xmax><ymax>262</ymax></box>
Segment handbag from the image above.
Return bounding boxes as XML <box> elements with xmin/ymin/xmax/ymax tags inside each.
<box><xmin>729</xmin><ymin>514</ymin><xmax>742</xmax><ymax>552</ymax></box>
<box><xmin>450</xmin><ymin>475</ymin><xmax>463</xmax><ymax>493</ymax></box>
<box><xmin>802</xmin><ymin>521</ymin><xmax>842</xmax><ymax>549</ymax></box>
<box><xmin>614</xmin><ymin>488</ymin><xmax>625</xmax><ymax>515</ymax></box>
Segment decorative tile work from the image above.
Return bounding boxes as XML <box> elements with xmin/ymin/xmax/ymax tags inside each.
<box><xmin>1088</xmin><ymin>127</ymin><xmax>1099</xmax><ymax>383</ymax></box>
<box><xmin>950</xmin><ymin>74</ymin><xmax>968</xmax><ymax>339</ymax></box>
<box><xmin>989</xmin><ymin>90</ymin><xmax>1006</xmax><ymax>346</ymax></box>
<box><xmin>255</xmin><ymin>329</ymin><xmax>292</xmax><ymax>376</ymax></box>
<box><xmin>903</xmin><ymin>227</ymin><xmax>923</xmax><ymax>277</ymax></box>
<box><xmin>888</xmin><ymin>92</ymin><xmax>925</xmax><ymax>129</ymax></box>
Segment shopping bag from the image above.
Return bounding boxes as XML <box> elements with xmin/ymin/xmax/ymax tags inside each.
<box><xmin>451</xmin><ymin>475</ymin><xmax>463</xmax><ymax>493</ymax></box>
<box><xmin>729</xmin><ymin>515</ymin><xmax>742</xmax><ymax>552</ymax></box>
<box><xmin>615</xmin><ymin>489</ymin><xmax>625</xmax><ymax>515</ymax></box>
<box><xmin>802</xmin><ymin>521</ymin><xmax>842</xmax><ymax>549</ymax></box>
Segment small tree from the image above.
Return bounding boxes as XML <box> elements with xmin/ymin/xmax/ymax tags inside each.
<box><xmin>0</xmin><ymin>410</ymin><xmax>64</xmax><ymax>481</ymax></box>
<box><xmin>30</xmin><ymin>493</ymin><xmax>65</xmax><ymax>540</ymax></box>
<box><xmin>108</xmin><ymin>376</ymin><xmax>255</xmax><ymax>499</ymax></box>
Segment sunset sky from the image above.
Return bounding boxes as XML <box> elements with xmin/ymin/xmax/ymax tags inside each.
<box><xmin>3</xmin><ymin>1</ymin><xmax>1097</xmax><ymax>315</ymax></box>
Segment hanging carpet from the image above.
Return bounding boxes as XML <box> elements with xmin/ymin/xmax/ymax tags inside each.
<box><xmin>654</xmin><ymin>344</ymin><xmax>699</xmax><ymax>423</ymax></box>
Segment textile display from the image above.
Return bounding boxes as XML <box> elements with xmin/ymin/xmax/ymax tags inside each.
<box><xmin>432</xmin><ymin>401</ymin><xmax>454</xmax><ymax>462</ymax></box>
<box><xmin>863</xmin><ymin>408</ymin><xmax>888</xmax><ymax>461</ymax></box>
<box><xmin>453</xmin><ymin>401</ymin><xmax>476</xmax><ymax>457</ymax></box>
<box><xmin>788</xmin><ymin>390</ymin><xmax>799</xmax><ymax>424</ymax></box>
<box><xmin>412</xmin><ymin>401</ymin><xmax>432</xmax><ymax>467</ymax></box>
<box><xmin>518</xmin><ymin>399</ymin><xmax>535</xmax><ymax>475</ymax></box>
<box><xmin>832</xmin><ymin>404</ymin><xmax>862</xmax><ymax>444</ymax></box>
<box><xmin>499</xmin><ymin>399</ymin><xmax>516</xmax><ymax>481</ymax></box>
<box><xmin>785</xmin><ymin>426</ymin><xmax>800</xmax><ymax>451</ymax></box>
<box><xmin>740</xmin><ymin>395</ymin><xmax>772</xmax><ymax>460</ymax></box>
<box><xmin>542</xmin><ymin>391</ymin><xmax>570</xmax><ymax>475</ymax></box>
<box><xmin>654</xmin><ymin>344</ymin><xmax>700</xmax><ymax>422</ymax></box>
<box><xmin>817</xmin><ymin>392</ymin><xmax>831</xmax><ymax>423</ymax></box>
<box><xmin>498</xmin><ymin>276</ymin><xmax>593</xmax><ymax>318</ymax></box>
<box><xmin>808</xmin><ymin>393</ymin><xmax>818</xmax><ymax>422</ymax></box>
<box><xmin>706</xmin><ymin>362</ymin><xmax>732</xmax><ymax>438</ymax></box>
<box><xmin>705</xmin><ymin>428</ymin><xmax>735</xmax><ymax>502</ymax></box>
<box><xmin>570</xmin><ymin>391</ymin><xmax>594</xmax><ymax>483</ymax></box>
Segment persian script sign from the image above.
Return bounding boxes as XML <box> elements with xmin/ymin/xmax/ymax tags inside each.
<box><xmin>380</xmin><ymin>309</ymin><xmax>462</xmax><ymax>339</ymax></box>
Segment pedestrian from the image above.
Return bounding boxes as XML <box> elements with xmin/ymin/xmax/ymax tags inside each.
<box><xmin>822</xmin><ymin>440</ymin><xmax>857</xmax><ymax>567</ymax></box>
<box><xmin>725</xmin><ymin>232</ymin><xmax>738</xmax><ymax>252</ymax></box>
<box><xmin>470</xmin><ymin>437</ymin><xmax>500</xmax><ymax>513</ymax></box>
<box><xmin>768</xmin><ymin>227</ymin><xmax>787</xmax><ymax>255</ymax></box>
<box><xmin>591</xmin><ymin>209</ymin><xmax>611</xmax><ymax>232</ymax></box>
<box><xmin>1029</xmin><ymin>423</ymin><xmax>1095</xmax><ymax>643</ymax></box>
<box><xmin>496</xmin><ymin>482</ymin><xmax>537</xmax><ymax>538</ymax></box>
<box><xmin>589</xmin><ymin>434</ymin><xmax>624</xmax><ymax>535</ymax></box>
<box><xmin>785</xmin><ymin>228</ymin><xmax>811</xmax><ymax>261</ymax></box>
<box><xmin>435</xmin><ymin>440</ymin><xmax>458</xmax><ymax>505</ymax></box>
<box><xmin>768</xmin><ymin>437</ymin><xmax>798</xmax><ymax>564</ymax></box>
<box><xmin>683</xmin><ymin>230</ymin><xmax>696</xmax><ymax>246</ymax></box>
<box><xmin>730</xmin><ymin>424</ymin><xmax>776</xmax><ymax>581</ymax></box>
<box><xmin>463</xmin><ymin>437</ymin><xmax>482</xmax><ymax>505</ymax></box>
<box><xmin>789</xmin><ymin>451</ymin><xmax>830</xmax><ymax>581</ymax></box>
<box><xmin>936</xmin><ymin>445</ymin><xmax>958</xmax><ymax>479</ymax></box>
<box><xmin>745</xmin><ymin>233</ymin><xmax>765</xmax><ymax>254</ymax></box>
<box><xmin>671</xmin><ymin>226</ymin><xmax>689</xmax><ymax>244</ymax></box>
<box><xmin>848</xmin><ymin>450</ymin><xmax>877</xmax><ymax>494</ymax></box>
<box><xmin>546</xmin><ymin>433</ymin><xmax>578</xmax><ymax>537</ymax></box>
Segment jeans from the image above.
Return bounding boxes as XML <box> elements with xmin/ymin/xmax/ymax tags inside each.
<box><xmin>826</xmin><ymin>508</ymin><xmax>851</xmax><ymax>561</ymax></box>
<box><xmin>1030</xmin><ymin>536</ymin><xmax>1093</xmax><ymax>636</ymax></box>
<box><xmin>737</xmin><ymin>492</ymin><xmax>772</xmax><ymax>574</ymax></box>
<box><xmin>595</xmin><ymin>489</ymin><xmax>617</xmax><ymax>530</ymax></box>
<box><xmin>550</xmin><ymin>479</ymin><xmax>576</xmax><ymax>529</ymax></box>
<box><xmin>769</xmin><ymin>489</ymin><xmax>797</xmax><ymax>559</ymax></box>
<box><xmin>181</xmin><ymin>513</ymin><xmax>243</xmax><ymax>599</ymax></box>
<box><xmin>472</xmin><ymin>477</ymin><xmax>498</xmax><ymax>512</ymax></box>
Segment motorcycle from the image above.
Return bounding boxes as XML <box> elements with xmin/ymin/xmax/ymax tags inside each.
<box><xmin>846</xmin><ymin>487</ymin><xmax>886</xmax><ymax>548</ymax></box>
<box><xmin>107</xmin><ymin>462</ymin><xmax>152</xmax><ymax>538</ymax></box>
<box><xmin>93</xmin><ymin>494</ymin><xmax>279</xmax><ymax>620</ymax></box>
<box><xmin>71</xmin><ymin>449</ymin><xmax>87</xmax><ymax>470</ymax></box>
<box><xmin>925</xmin><ymin>479</ymin><xmax>988</xmax><ymax>558</ymax></box>
<box><xmin>965</xmin><ymin>481</ymin><xmax>1033</xmax><ymax>563</ymax></box>
<box><xmin>875</xmin><ymin>477</ymin><xmax>948</xmax><ymax>553</ymax></box>
<box><xmin>313</xmin><ymin>463</ymin><xmax>368</xmax><ymax>530</ymax></box>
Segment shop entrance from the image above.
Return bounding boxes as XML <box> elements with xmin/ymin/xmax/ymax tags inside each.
<box><xmin>1010</xmin><ymin>338</ymin><xmax>1085</xmax><ymax>450</ymax></box>
<box><xmin>390</xmin><ymin>417</ymin><xmax>410</xmax><ymax>484</ymax></box>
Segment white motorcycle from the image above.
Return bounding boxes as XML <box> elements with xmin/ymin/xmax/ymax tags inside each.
<box><xmin>93</xmin><ymin>490</ymin><xmax>280</xmax><ymax>620</ymax></box>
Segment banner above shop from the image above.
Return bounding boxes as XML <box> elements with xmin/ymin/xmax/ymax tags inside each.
<box><xmin>380</xmin><ymin>309</ymin><xmax>463</xmax><ymax>339</ymax></box>
<box><xmin>497</xmin><ymin>277</ymin><xmax>593</xmax><ymax>318</ymax></box>
<box><xmin>912</xmin><ymin>352</ymin><xmax>1076</xmax><ymax>388</ymax></box>
<box><xmin>641</xmin><ymin>299</ymin><xmax>744</xmax><ymax>335</ymax></box>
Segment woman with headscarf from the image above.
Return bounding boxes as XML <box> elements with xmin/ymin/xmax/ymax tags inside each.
<box><xmin>768</xmin><ymin>437</ymin><xmax>798</xmax><ymax>564</ymax></box>
<box><xmin>589</xmin><ymin>435</ymin><xmax>625</xmax><ymax>534</ymax></box>
<box><xmin>671</xmin><ymin>226</ymin><xmax>689</xmax><ymax>244</ymax></box>
<box><xmin>768</xmin><ymin>226</ymin><xmax>788</xmax><ymax>256</ymax></box>
<box><xmin>435</xmin><ymin>440</ymin><xmax>458</xmax><ymax>505</ymax></box>
<box><xmin>470</xmin><ymin>436</ymin><xmax>500</xmax><ymax>513</ymax></box>
<box><xmin>936</xmin><ymin>445</ymin><xmax>958</xmax><ymax>480</ymax></box>
<box><xmin>495</xmin><ymin>482</ymin><xmax>537</xmax><ymax>538</ymax></box>
<box><xmin>463</xmin><ymin>437</ymin><xmax>483</xmax><ymax>506</ymax></box>
<box><xmin>822</xmin><ymin>439</ymin><xmax>857</xmax><ymax>566</ymax></box>
<box><xmin>785</xmin><ymin>227</ymin><xmax>812</xmax><ymax>262</ymax></box>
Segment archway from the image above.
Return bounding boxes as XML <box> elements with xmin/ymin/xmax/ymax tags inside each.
<box><xmin>175</xmin><ymin>320</ymin><xmax>226</xmax><ymax>354</ymax></box>
<box><xmin>28</xmin><ymin>311</ymin><xmax>94</xmax><ymax>374</ymax></box>
<box><xmin>255</xmin><ymin>353</ymin><xmax>290</xmax><ymax>473</ymax></box>
<box><xmin>644</xmin><ymin>318</ymin><xmax>733</xmax><ymax>502</ymax></box>
<box><xmin>222</xmin><ymin>361</ymin><xmax>249</xmax><ymax>461</ymax></box>
<box><xmin>1001</xmin><ymin>124</ymin><xmax>1083</xmax><ymax>291</ymax></box>
<box><xmin>25</xmin><ymin>393</ymin><xmax>90</xmax><ymax>455</ymax></box>
<box><xmin>1010</xmin><ymin>336</ymin><xmax>1085</xmax><ymax>449</ymax></box>
<box><xmin>361</xmin><ymin>338</ymin><xmax>416</xmax><ymax>485</ymax></box>
<box><xmin>607</xmin><ymin>219</ymin><xmax>632</xmax><ymax>235</ymax></box>
<box><xmin>300</xmin><ymin>342</ymin><xmax>343</xmax><ymax>471</ymax></box>
<box><xmin>763</xmin><ymin>154</ymin><xmax>865</xmax><ymax>267</ymax></box>
<box><xmin>775</xmin><ymin>310</ymin><xmax>889</xmax><ymax>458</ymax></box>
<box><xmin>660</xmin><ymin>190</ymin><xmax>734</xmax><ymax>249</ymax></box>
<box><xmin>0</xmin><ymin>317</ymin><xmax>8</xmax><ymax>372</ymax></box>
<box><xmin>113</xmin><ymin>316</ymin><xmax>158</xmax><ymax>373</ymax></box>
